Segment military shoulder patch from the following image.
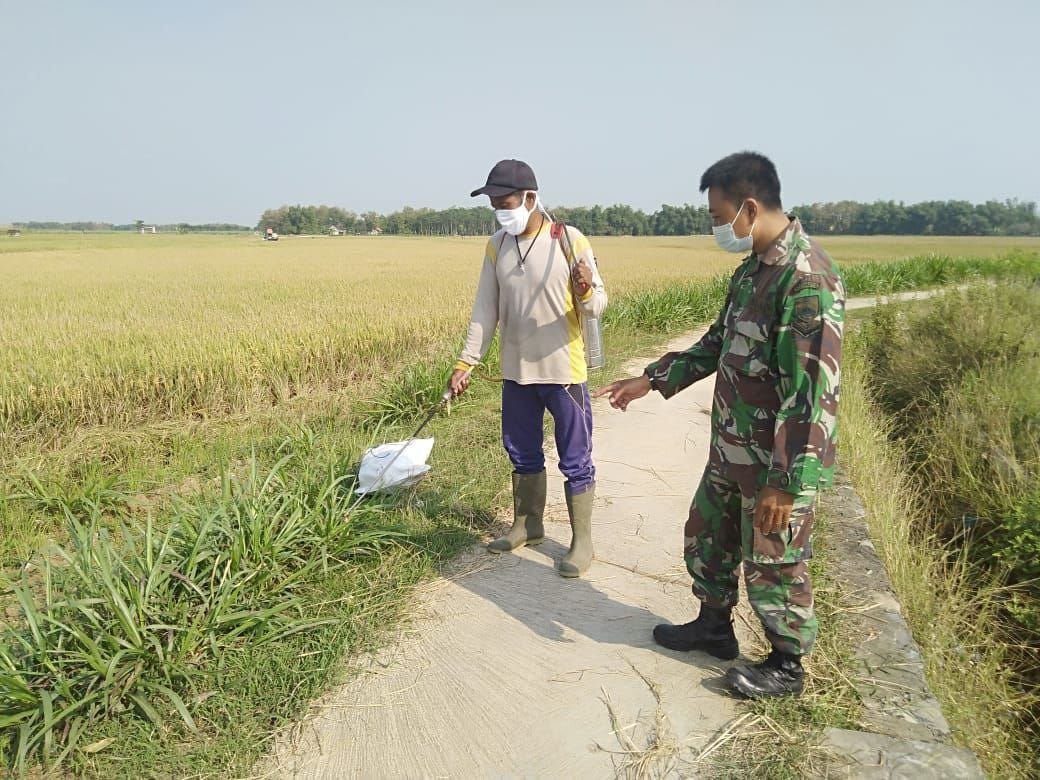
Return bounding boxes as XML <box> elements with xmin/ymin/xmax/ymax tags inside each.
<box><xmin>791</xmin><ymin>277</ymin><xmax>821</xmax><ymax>295</ymax></box>
<box><xmin>792</xmin><ymin>294</ymin><xmax>822</xmax><ymax>337</ymax></box>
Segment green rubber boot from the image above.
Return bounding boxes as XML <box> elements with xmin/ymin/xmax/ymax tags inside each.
<box><xmin>559</xmin><ymin>487</ymin><xmax>595</xmax><ymax>578</ymax></box>
<box><xmin>488</xmin><ymin>471</ymin><xmax>546</xmax><ymax>553</ymax></box>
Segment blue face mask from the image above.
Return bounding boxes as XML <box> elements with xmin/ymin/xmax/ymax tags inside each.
<box><xmin>712</xmin><ymin>201</ymin><xmax>756</xmax><ymax>253</ymax></box>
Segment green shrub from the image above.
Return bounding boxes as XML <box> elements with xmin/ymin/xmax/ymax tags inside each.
<box><xmin>858</xmin><ymin>280</ymin><xmax>1040</xmax><ymax>737</ymax></box>
<box><xmin>916</xmin><ymin>358</ymin><xmax>1040</xmax><ymax>583</ymax></box>
<box><xmin>860</xmin><ymin>283</ymin><xmax>1040</xmax><ymax>435</ymax></box>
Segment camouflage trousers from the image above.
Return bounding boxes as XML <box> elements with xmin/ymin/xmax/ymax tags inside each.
<box><xmin>684</xmin><ymin>465</ymin><xmax>818</xmax><ymax>655</ymax></box>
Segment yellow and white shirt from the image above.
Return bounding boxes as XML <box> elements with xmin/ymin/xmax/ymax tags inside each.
<box><xmin>457</xmin><ymin>220</ymin><xmax>607</xmax><ymax>385</ymax></box>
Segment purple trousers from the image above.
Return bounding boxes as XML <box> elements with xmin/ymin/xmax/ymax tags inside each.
<box><xmin>502</xmin><ymin>380</ymin><xmax>595</xmax><ymax>496</ymax></box>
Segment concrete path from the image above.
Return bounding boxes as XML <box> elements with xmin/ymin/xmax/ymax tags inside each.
<box><xmin>268</xmin><ymin>326</ymin><xmax>757</xmax><ymax>779</ymax></box>
<box><xmin>267</xmin><ymin>292</ymin><xmax>919</xmax><ymax>779</ymax></box>
<box><xmin>844</xmin><ymin>288</ymin><xmax>948</xmax><ymax>311</ymax></box>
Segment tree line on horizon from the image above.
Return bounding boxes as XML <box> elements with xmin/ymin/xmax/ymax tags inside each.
<box><xmin>9</xmin><ymin>221</ymin><xmax>253</xmax><ymax>233</ymax></box>
<box><xmin>10</xmin><ymin>198</ymin><xmax>1038</xmax><ymax>237</ymax></box>
<box><xmin>256</xmin><ymin>198</ymin><xmax>1040</xmax><ymax>237</ymax></box>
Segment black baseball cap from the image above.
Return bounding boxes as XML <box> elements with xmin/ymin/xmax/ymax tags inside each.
<box><xmin>470</xmin><ymin>159</ymin><xmax>538</xmax><ymax>198</ymax></box>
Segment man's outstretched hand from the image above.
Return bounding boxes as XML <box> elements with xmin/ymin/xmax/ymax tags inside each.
<box><xmin>593</xmin><ymin>375</ymin><xmax>652</xmax><ymax>411</ymax></box>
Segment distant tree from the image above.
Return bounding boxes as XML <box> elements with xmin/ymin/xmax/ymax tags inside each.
<box><xmin>253</xmin><ymin>199</ymin><xmax>1039</xmax><ymax>238</ymax></box>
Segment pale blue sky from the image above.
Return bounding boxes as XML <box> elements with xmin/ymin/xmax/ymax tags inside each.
<box><xmin>1</xmin><ymin>0</ymin><xmax>1037</xmax><ymax>224</ymax></box>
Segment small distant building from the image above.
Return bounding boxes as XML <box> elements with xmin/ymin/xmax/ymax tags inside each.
<box><xmin>139</xmin><ymin>225</ymin><xmax>157</xmax><ymax>234</ymax></box>
<box><xmin>328</xmin><ymin>225</ymin><xmax>341</xmax><ymax>236</ymax></box>
<box><xmin>6</xmin><ymin>228</ymin><xmax>21</xmax><ymax>237</ymax></box>
<box><xmin>367</xmin><ymin>226</ymin><xmax>383</xmax><ymax>236</ymax></box>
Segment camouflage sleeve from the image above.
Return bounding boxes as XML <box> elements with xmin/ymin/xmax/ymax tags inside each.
<box><xmin>643</xmin><ymin>303</ymin><xmax>728</xmax><ymax>400</ymax></box>
<box><xmin>767</xmin><ymin>275</ymin><xmax>845</xmax><ymax>494</ymax></box>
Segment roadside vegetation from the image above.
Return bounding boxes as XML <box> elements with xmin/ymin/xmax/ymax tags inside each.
<box><xmin>842</xmin><ymin>281</ymin><xmax>1040</xmax><ymax>777</ymax></box>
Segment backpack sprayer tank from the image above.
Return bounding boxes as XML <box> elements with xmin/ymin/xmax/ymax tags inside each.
<box><xmin>549</xmin><ymin>214</ymin><xmax>605</xmax><ymax>371</ymax></box>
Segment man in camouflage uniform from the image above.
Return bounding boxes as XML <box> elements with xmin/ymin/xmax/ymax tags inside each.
<box><xmin>595</xmin><ymin>152</ymin><xmax>845</xmax><ymax>698</ymax></box>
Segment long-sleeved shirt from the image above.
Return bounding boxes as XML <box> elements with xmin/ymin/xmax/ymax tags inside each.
<box><xmin>457</xmin><ymin>219</ymin><xmax>607</xmax><ymax>385</ymax></box>
<box><xmin>643</xmin><ymin>218</ymin><xmax>845</xmax><ymax>495</ymax></box>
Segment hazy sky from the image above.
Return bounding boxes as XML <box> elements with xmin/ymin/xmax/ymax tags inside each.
<box><xmin>2</xmin><ymin>0</ymin><xmax>1037</xmax><ymax>224</ymax></box>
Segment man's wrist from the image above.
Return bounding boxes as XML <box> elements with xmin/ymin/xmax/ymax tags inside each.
<box><xmin>765</xmin><ymin>469</ymin><xmax>797</xmax><ymax>493</ymax></box>
<box><xmin>765</xmin><ymin>468</ymin><xmax>815</xmax><ymax>496</ymax></box>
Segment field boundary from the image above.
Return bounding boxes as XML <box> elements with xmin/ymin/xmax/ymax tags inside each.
<box><xmin>815</xmin><ymin>473</ymin><xmax>984</xmax><ymax>776</ymax></box>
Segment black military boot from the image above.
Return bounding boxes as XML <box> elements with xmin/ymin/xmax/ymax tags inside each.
<box><xmin>726</xmin><ymin>648</ymin><xmax>804</xmax><ymax>699</ymax></box>
<box><xmin>652</xmin><ymin>606</ymin><xmax>739</xmax><ymax>660</ymax></box>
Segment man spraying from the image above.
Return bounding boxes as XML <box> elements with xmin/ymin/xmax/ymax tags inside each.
<box><xmin>448</xmin><ymin>159</ymin><xmax>608</xmax><ymax>578</ymax></box>
<box><xmin>596</xmin><ymin>152</ymin><xmax>845</xmax><ymax>698</ymax></box>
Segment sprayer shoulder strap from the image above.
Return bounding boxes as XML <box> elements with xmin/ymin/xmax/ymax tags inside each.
<box><xmin>551</xmin><ymin>221</ymin><xmax>579</xmax><ymax>269</ymax></box>
<box><xmin>553</xmin><ymin>220</ymin><xmax>594</xmax><ymax>321</ymax></box>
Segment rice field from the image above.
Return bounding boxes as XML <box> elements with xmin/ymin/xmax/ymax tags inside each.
<box><xmin>4</xmin><ymin>232</ymin><xmax>1038</xmax><ymax>443</ymax></box>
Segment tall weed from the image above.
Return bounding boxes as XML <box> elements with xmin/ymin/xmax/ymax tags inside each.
<box><xmin>0</xmin><ymin>447</ymin><xmax>405</xmax><ymax>773</ymax></box>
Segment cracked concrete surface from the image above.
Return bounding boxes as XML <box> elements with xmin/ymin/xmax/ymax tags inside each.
<box><xmin>267</xmin><ymin>329</ymin><xmax>758</xmax><ymax>778</ymax></box>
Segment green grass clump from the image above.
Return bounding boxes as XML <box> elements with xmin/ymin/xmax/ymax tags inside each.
<box><xmin>606</xmin><ymin>274</ymin><xmax>729</xmax><ymax>332</ymax></box>
<box><xmin>850</xmin><ymin>283</ymin><xmax>1040</xmax><ymax>776</ymax></box>
<box><xmin>841</xmin><ymin>249</ymin><xmax>1039</xmax><ymax>296</ymax></box>
<box><xmin>0</xmin><ymin>448</ymin><xmax>413</xmax><ymax>773</ymax></box>
<box><xmin>859</xmin><ymin>283</ymin><xmax>1040</xmax><ymax>609</ymax></box>
<box><xmin>0</xmin><ymin>370</ymin><xmax>510</xmax><ymax>777</ymax></box>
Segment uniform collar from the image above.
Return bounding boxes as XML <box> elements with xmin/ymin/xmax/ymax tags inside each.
<box><xmin>755</xmin><ymin>217</ymin><xmax>805</xmax><ymax>267</ymax></box>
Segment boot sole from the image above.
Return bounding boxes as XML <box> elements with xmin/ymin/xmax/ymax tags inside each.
<box><xmin>487</xmin><ymin>537</ymin><xmax>545</xmax><ymax>554</ymax></box>
<box><xmin>653</xmin><ymin>635</ymin><xmax>739</xmax><ymax>660</ymax></box>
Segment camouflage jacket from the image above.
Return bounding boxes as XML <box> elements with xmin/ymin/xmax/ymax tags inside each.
<box><xmin>645</xmin><ymin>219</ymin><xmax>845</xmax><ymax>495</ymax></box>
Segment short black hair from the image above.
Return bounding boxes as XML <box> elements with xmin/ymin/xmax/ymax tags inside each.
<box><xmin>699</xmin><ymin>151</ymin><xmax>782</xmax><ymax>210</ymax></box>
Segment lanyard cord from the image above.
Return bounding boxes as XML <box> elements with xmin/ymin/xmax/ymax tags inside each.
<box><xmin>513</xmin><ymin>216</ymin><xmax>546</xmax><ymax>270</ymax></box>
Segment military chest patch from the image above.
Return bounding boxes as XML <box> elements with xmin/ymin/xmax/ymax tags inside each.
<box><xmin>791</xmin><ymin>277</ymin><xmax>821</xmax><ymax>295</ymax></box>
<box><xmin>792</xmin><ymin>294</ymin><xmax>822</xmax><ymax>337</ymax></box>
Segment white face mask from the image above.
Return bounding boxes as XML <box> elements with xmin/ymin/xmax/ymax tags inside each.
<box><xmin>712</xmin><ymin>201</ymin><xmax>756</xmax><ymax>253</ymax></box>
<box><xmin>495</xmin><ymin>191</ymin><xmax>537</xmax><ymax>236</ymax></box>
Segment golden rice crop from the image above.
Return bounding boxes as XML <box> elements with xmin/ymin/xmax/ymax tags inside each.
<box><xmin>2</xmin><ymin>232</ymin><xmax>1037</xmax><ymax>440</ymax></box>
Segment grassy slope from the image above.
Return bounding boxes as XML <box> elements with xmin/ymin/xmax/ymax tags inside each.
<box><xmin>836</xmin><ymin>327</ymin><xmax>1036</xmax><ymax>777</ymax></box>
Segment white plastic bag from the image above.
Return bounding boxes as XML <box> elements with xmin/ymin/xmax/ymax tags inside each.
<box><xmin>356</xmin><ymin>438</ymin><xmax>435</xmax><ymax>496</ymax></box>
